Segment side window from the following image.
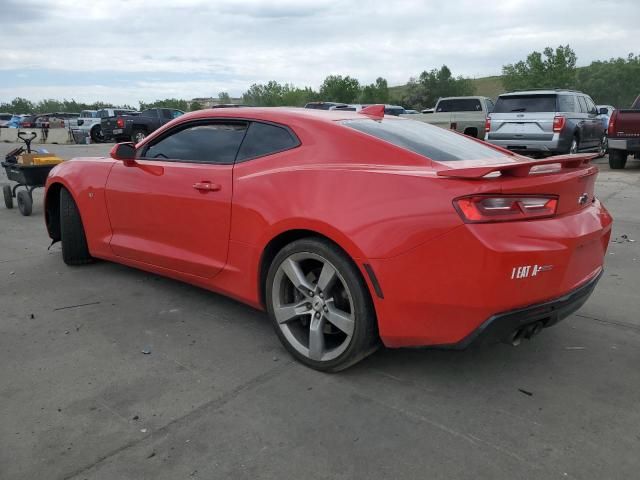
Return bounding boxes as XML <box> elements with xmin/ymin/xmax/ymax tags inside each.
<box><xmin>142</xmin><ymin>122</ymin><xmax>247</xmax><ymax>164</ymax></box>
<box><xmin>236</xmin><ymin>122</ymin><xmax>299</xmax><ymax>162</ymax></box>
<box><xmin>577</xmin><ymin>96</ymin><xmax>588</xmax><ymax>113</ymax></box>
<box><xmin>485</xmin><ymin>99</ymin><xmax>494</xmax><ymax>113</ymax></box>
<box><xmin>585</xmin><ymin>97</ymin><xmax>597</xmax><ymax>114</ymax></box>
<box><xmin>558</xmin><ymin>95</ymin><xmax>577</xmax><ymax>112</ymax></box>
<box><xmin>162</xmin><ymin>109</ymin><xmax>173</xmax><ymax>119</ymax></box>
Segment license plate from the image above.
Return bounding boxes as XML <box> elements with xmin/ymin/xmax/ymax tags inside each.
<box><xmin>112</xmin><ymin>128</ymin><xmax>123</xmax><ymax>134</ymax></box>
<box><xmin>513</xmin><ymin>123</ymin><xmax>526</xmax><ymax>133</ymax></box>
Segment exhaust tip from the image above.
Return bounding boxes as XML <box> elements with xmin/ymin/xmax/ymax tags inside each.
<box><xmin>510</xmin><ymin>329</ymin><xmax>524</xmax><ymax>346</ymax></box>
<box><xmin>524</xmin><ymin>321</ymin><xmax>544</xmax><ymax>340</ymax></box>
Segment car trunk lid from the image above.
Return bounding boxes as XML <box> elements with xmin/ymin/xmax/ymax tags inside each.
<box><xmin>437</xmin><ymin>153</ymin><xmax>599</xmax><ymax>216</ymax></box>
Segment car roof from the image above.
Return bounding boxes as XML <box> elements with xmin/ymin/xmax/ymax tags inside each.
<box><xmin>169</xmin><ymin>106</ymin><xmax>375</xmax><ymax>124</ymax></box>
<box><xmin>500</xmin><ymin>89</ymin><xmax>585</xmax><ymax>97</ymax></box>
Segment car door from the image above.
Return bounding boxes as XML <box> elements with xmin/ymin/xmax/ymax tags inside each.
<box><xmin>575</xmin><ymin>96</ymin><xmax>592</xmax><ymax>147</ymax></box>
<box><xmin>105</xmin><ymin>120</ymin><xmax>248</xmax><ymax>278</ymax></box>
<box><xmin>584</xmin><ymin>96</ymin><xmax>602</xmax><ymax>145</ymax></box>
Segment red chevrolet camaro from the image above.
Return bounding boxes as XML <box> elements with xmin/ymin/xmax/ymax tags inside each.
<box><xmin>44</xmin><ymin>105</ymin><xmax>612</xmax><ymax>371</ymax></box>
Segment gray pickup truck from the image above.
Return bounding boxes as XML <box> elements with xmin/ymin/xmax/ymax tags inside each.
<box><xmin>401</xmin><ymin>96</ymin><xmax>494</xmax><ymax>138</ymax></box>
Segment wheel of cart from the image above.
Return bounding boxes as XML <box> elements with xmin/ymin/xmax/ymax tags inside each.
<box><xmin>2</xmin><ymin>131</ymin><xmax>64</xmax><ymax>216</ymax></box>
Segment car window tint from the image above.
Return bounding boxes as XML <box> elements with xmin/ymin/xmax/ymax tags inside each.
<box><xmin>494</xmin><ymin>95</ymin><xmax>557</xmax><ymax>113</ymax></box>
<box><xmin>486</xmin><ymin>99</ymin><xmax>495</xmax><ymax>113</ymax></box>
<box><xmin>577</xmin><ymin>97</ymin><xmax>588</xmax><ymax>113</ymax></box>
<box><xmin>343</xmin><ymin>118</ymin><xmax>509</xmax><ymax>162</ymax></box>
<box><xmin>558</xmin><ymin>95</ymin><xmax>578</xmax><ymax>112</ymax></box>
<box><xmin>436</xmin><ymin>99</ymin><xmax>482</xmax><ymax>112</ymax></box>
<box><xmin>143</xmin><ymin>123</ymin><xmax>247</xmax><ymax>164</ymax></box>
<box><xmin>236</xmin><ymin>122</ymin><xmax>299</xmax><ymax>162</ymax></box>
<box><xmin>585</xmin><ymin>97</ymin><xmax>597</xmax><ymax>113</ymax></box>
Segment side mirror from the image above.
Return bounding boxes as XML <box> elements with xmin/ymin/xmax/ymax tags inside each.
<box><xmin>598</xmin><ymin>107</ymin><xmax>608</xmax><ymax>115</ymax></box>
<box><xmin>110</xmin><ymin>142</ymin><xmax>136</xmax><ymax>162</ymax></box>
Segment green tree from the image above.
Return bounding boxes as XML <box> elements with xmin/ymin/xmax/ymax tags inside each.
<box><xmin>0</xmin><ymin>97</ymin><xmax>35</xmax><ymax>114</ymax></box>
<box><xmin>401</xmin><ymin>66</ymin><xmax>475</xmax><ymax>110</ymax></box>
<box><xmin>241</xmin><ymin>81</ymin><xmax>317</xmax><ymax>106</ymax></box>
<box><xmin>139</xmin><ymin>98</ymin><xmax>189</xmax><ymax>111</ymax></box>
<box><xmin>218</xmin><ymin>92</ymin><xmax>231</xmax><ymax>103</ymax></box>
<box><xmin>576</xmin><ymin>54</ymin><xmax>640</xmax><ymax>107</ymax></box>
<box><xmin>502</xmin><ymin>45</ymin><xmax>577</xmax><ymax>91</ymax></box>
<box><xmin>358</xmin><ymin>77</ymin><xmax>389</xmax><ymax>104</ymax></box>
<box><xmin>189</xmin><ymin>101</ymin><xmax>204</xmax><ymax>111</ymax></box>
<box><xmin>319</xmin><ymin>75</ymin><xmax>361</xmax><ymax>103</ymax></box>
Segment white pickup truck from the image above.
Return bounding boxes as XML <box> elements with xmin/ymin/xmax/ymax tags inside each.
<box><xmin>69</xmin><ymin>110</ymin><xmax>103</xmax><ymax>142</ymax></box>
<box><xmin>401</xmin><ymin>96</ymin><xmax>494</xmax><ymax>138</ymax></box>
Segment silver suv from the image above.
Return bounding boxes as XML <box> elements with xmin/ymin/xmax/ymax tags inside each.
<box><xmin>485</xmin><ymin>89</ymin><xmax>605</xmax><ymax>156</ymax></box>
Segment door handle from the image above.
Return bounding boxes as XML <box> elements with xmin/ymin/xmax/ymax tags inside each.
<box><xmin>193</xmin><ymin>182</ymin><xmax>221</xmax><ymax>192</ymax></box>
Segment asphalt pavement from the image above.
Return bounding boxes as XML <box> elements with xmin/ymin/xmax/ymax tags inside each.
<box><xmin>1</xmin><ymin>143</ymin><xmax>639</xmax><ymax>479</ymax></box>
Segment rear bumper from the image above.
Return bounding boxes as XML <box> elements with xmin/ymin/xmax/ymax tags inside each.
<box><xmin>370</xmin><ymin>200</ymin><xmax>612</xmax><ymax>348</ymax></box>
<box><xmin>485</xmin><ymin>133</ymin><xmax>569</xmax><ymax>154</ymax></box>
<box><xmin>448</xmin><ymin>270</ymin><xmax>602</xmax><ymax>349</ymax></box>
<box><xmin>609</xmin><ymin>138</ymin><xmax>640</xmax><ymax>152</ymax></box>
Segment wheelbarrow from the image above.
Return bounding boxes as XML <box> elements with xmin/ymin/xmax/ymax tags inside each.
<box><xmin>2</xmin><ymin>131</ymin><xmax>64</xmax><ymax>216</ymax></box>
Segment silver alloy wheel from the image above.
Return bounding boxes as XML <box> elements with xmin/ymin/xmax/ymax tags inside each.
<box><xmin>598</xmin><ymin>136</ymin><xmax>607</xmax><ymax>157</ymax></box>
<box><xmin>134</xmin><ymin>131</ymin><xmax>146</xmax><ymax>143</ymax></box>
<box><xmin>271</xmin><ymin>252</ymin><xmax>355</xmax><ymax>362</ymax></box>
<box><xmin>569</xmin><ymin>138</ymin><xmax>578</xmax><ymax>154</ymax></box>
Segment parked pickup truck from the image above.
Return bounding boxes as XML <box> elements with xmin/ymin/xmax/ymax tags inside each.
<box><xmin>400</xmin><ymin>96</ymin><xmax>494</xmax><ymax>138</ymax></box>
<box><xmin>607</xmin><ymin>95</ymin><xmax>640</xmax><ymax>169</ymax></box>
<box><xmin>102</xmin><ymin>108</ymin><xmax>184</xmax><ymax>143</ymax></box>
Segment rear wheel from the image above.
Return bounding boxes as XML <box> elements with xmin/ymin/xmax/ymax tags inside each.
<box><xmin>131</xmin><ymin>128</ymin><xmax>147</xmax><ymax>144</ymax></box>
<box><xmin>569</xmin><ymin>135</ymin><xmax>579</xmax><ymax>154</ymax></box>
<box><xmin>3</xmin><ymin>184</ymin><xmax>13</xmax><ymax>209</ymax></box>
<box><xmin>609</xmin><ymin>150</ymin><xmax>627</xmax><ymax>169</ymax></box>
<box><xmin>60</xmin><ymin>188</ymin><xmax>93</xmax><ymax>265</ymax></box>
<box><xmin>90</xmin><ymin>125</ymin><xmax>104</xmax><ymax>143</ymax></box>
<box><xmin>266</xmin><ymin>238</ymin><xmax>378</xmax><ymax>372</ymax></box>
<box><xmin>17</xmin><ymin>190</ymin><xmax>32</xmax><ymax>216</ymax></box>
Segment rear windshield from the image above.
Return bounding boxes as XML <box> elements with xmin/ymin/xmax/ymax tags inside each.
<box><xmin>436</xmin><ymin>99</ymin><xmax>482</xmax><ymax>112</ymax></box>
<box><xmin>342</xmin><ymin>118</ymin><xmax>509</xmax><ymax>161</ymax></box>
<box><xmin>494</xmin><ymin>94</ymin><xmax>557</xmax><ymax>113</ymax></box>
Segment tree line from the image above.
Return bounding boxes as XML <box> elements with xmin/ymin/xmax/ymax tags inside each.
<box><xmin>1</xmin><ymin>46</ymin><xmax>638</xmax><ymax>114</ymax></box>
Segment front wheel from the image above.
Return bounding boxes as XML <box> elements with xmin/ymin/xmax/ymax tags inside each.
<box><xmin>266</xmin><ymin>238</ymin><xmax>378</xmax><ymax>372</ymax></box>
<box><xmin>609</xmin><ymin>149</ymin><xmax>627</xmax><ymax>169</ymax></box>
<box><xmin>60</xmin><ymin>188</ymin><xmax>93</xmax><ymax>265</ymax></box>
<box><xmin>597</xmin><ymin>135</ymin><xmax>607</xmax><ymax>158</ymax></box>
<box><xmin>17</xmin><ymin>190</ymin><xmax>32</xmax><ymax>216</ymax></box>
<box><xmin>3</xmin><ymin>184</ymin><xmax>13</xmax><ymax>209</ymax></box>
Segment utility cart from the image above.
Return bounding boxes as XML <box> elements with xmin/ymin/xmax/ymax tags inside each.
<box><xmin>2</xmin><ymin>131</ymin><xmax>64</xmax><ymax>216</ymax></box>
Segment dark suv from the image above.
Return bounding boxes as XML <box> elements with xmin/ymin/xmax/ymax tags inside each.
<box><xmin>485</xmin><ymin>89</ymin><xmax>605</xmax><ymax>156</ymax></box>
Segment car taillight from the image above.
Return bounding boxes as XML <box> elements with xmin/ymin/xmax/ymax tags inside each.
<box><xmin>116</xmin><ymin>118</ymin><xmax>124</xmax><ymax>128</ymax></box>
<box><xmin>608</xmin><ymin>113</ymin><xmax>616</xmax><ymax>136</ymax></box>
<box><xmin>485</xmin><ymin>117</ymin><xmax>491</xmax><ymax>132</ymax></box>
<box><xmin>454</xmin><ymin>195</ymin><xmax>558</xmax><ymax>223</ymax></box>
<box><xmin>552</xmin><ymin>115</ymin><xmax>566</xmax><ymax>132</ymax></box>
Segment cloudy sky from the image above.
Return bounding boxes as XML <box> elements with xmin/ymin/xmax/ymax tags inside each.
<box><xmin>0</xmin><ymin>0</ymin><xmax>637</xmax><ymax>105</ymax></box>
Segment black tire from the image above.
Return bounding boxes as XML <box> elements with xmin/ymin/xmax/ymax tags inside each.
<box><xmin>609</xmin><ymin>150</ymin><xmax>627</xmax><ymax>170</ymax></box>
<box><xmin>131</xmin><ymin>128</ymin><xmax>147</xmax><ymax>144</ymax></box>
<box><xmin>3</xmin><ymin>184</ymin><xmax>13</xmax><ymax>209</ymax></box>
<box><xmin>60</xmin><ymin>188</ymin><xmax>93</xmax><ymax>265</ymax></box>
<box><xmin>265</xmin><ymin>237</ymin><xmax>378</xmax><ymax>372</ymax></box>
<box><xmin>17</xmin><ymin>190</ymin><xmax>32</xmax><ymax>216</ymax></box>
<box><xmin>90</xmin><ymin>125</ymin><xmax>104</xmax><ymax>143</ymax></box>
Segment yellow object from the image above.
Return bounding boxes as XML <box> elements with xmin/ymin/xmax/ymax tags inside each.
<box><xmin>18</xmin><ymin>153</ymin><xmax>64</xmax><ymax>166</ymax></box>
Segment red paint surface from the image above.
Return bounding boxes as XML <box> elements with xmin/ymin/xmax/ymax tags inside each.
<box><xmin>45</xmin><ymin>108</ymin><xmax>612</xmax><ymax>347</ymax></box>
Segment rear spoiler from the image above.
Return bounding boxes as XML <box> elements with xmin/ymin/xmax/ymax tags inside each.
<box><xmin>436</xmin><ymin>153</ymin><xmax>597</xmax><ymax>179</ymax></box>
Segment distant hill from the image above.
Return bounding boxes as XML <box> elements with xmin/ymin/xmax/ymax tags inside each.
<box><xmin>389</xmin><ymin>75</ymin><xmax>505</xmax><ymax>105</ymax></box>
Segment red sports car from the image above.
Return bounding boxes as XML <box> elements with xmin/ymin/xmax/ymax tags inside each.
<box><xmin>44</xmin><ymin>105</ymin><xmax>612</xmax><ymax>371</ymax></box>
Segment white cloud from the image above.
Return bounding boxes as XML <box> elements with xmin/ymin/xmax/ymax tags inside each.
<box><xmin>0</xmin><ymin>0</ymin><xmax>637</xmax><ymax>103</ymax></box>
